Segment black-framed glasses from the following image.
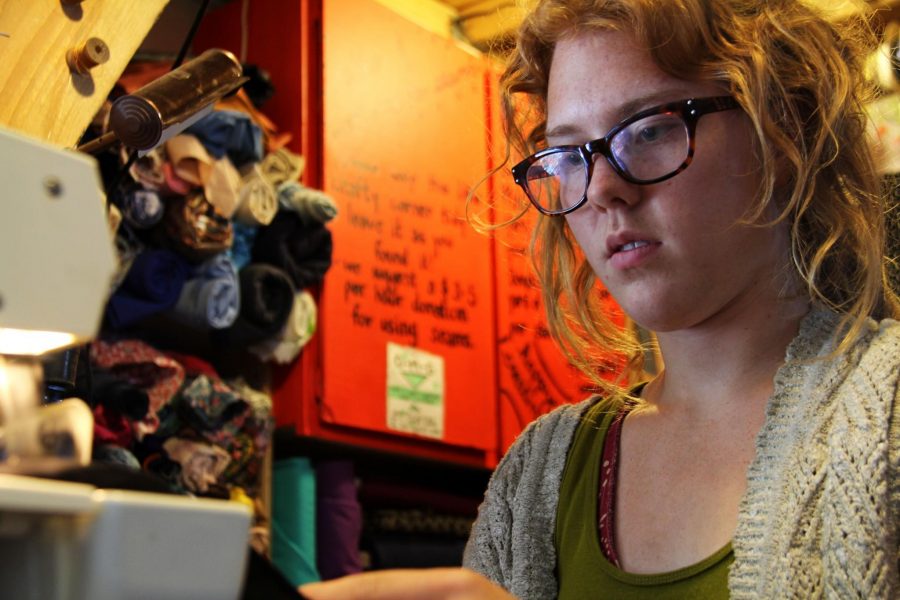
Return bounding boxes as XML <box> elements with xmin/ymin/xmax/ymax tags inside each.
<box><xmin>511</xmin><ymin>96</ymin><xmax>741</xmax><ymax>216</ymax></box>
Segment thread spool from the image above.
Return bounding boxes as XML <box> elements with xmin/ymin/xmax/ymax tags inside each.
<box><xmin>108</xmin><ymin>49</ymin><xmax>244</xmax><ymax>151</ymax></box>
<box><xmin>66</xmin><ymin>37</ymin><xmax>109</xmax><ymax>74</ymax></box>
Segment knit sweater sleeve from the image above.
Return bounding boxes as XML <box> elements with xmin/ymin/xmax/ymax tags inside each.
<box><xmin>890</xmin><ymin>335</ymin><xmax>900</xmax><ymax>577</ymax></box>
<box><xmin>463</xmin><ymin>399</ymin><xmax>593</xmax><ymax>600</ymax></box>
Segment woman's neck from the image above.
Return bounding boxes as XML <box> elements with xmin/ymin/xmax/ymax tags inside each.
<box><xmin>647</xmin><ymin>294</ymin><xmax>810</xmax><ymax>419</ymax></box>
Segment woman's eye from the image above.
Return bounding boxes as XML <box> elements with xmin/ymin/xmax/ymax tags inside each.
<box><xmin>635</xmin><ymin>122</ymin><xmax>678</xmax><ymax>144</ymax></box>
<box><xmin>623</xmin><ymin>114</ymin><xmax>682</xmax><ymax>148</ymax></box>
<box><xmin>561</xmin><ymin>153</ymin><xmax>583</xmax><ymax>168</ymax></box>
<box><xmin>637</xmin><ymin>126</ymin><xmax>662</xmax><ymax>142</ymax></box>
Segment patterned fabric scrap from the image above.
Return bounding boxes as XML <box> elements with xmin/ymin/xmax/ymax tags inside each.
<box><xmin>175</xmin><ymin>373</ymin><xmax>273</xmax><ymax>494</ymax></box>
<box><xmin>163</xmin><ymin>191</ymin><xmax>234</xmax><ymax>262</ymax></box>
<box><xmin>162</xmin><ymin>436</ymin><xmax>231</xmax><ymax>494</ymax></box>
<box><xmin>180</xmin><ymin>374</ymin><xmax>249</xmax><ymax>436</ymax></box>
<box><xmin>91</xmin><ymin>339</ymin><xmax>185</xmax><ymax>438</ymax></box>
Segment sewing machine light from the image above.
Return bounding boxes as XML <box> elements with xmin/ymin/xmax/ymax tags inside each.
<box><xmin>0</xmin><ymin>329</ymin><xmax>78</xmax><ymax>357</ymax></box>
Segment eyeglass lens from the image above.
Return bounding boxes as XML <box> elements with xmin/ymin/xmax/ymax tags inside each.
<box><xmin>525</xmin><ymin>111</ymin><xmax>690</xmax><ymax>213</ymax></box>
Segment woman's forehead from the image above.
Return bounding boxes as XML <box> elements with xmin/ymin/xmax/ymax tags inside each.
<box><xmin>545</xmin><ymin>31</ymin><xmax>720</xmax><ymax>138</ymax></box>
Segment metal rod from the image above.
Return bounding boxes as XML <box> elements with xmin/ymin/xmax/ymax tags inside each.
<box><xmin>75</xmin><ymin>130</ymin><xmax>118</xmax><ymax>155</ymax></box>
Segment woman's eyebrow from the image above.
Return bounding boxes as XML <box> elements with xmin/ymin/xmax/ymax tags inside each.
<box><xmin>546</xmin><ymin>88</ymin><xmax>695</xmax><ymax>141</ymax></box>
<box><xmin>613</xmin><ymin>89</ymin><xmax>692</xmax><ymax>121</ymax></box>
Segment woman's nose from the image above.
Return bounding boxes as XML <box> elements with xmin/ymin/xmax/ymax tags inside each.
<box><xmin>584</xmin><ymin>154</ymin><xmax>642</xmax><ymax>211</ymax></box>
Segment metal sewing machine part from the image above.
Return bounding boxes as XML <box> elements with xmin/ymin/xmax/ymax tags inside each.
<box><xmin>80</xmin><ymin>48</ymin><xmax>247</xmax><ymax>154</ymax></box>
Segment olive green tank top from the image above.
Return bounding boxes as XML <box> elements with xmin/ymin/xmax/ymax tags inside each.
<box><xmin>555</xmin><ymin>398</ymin><xmax>734</xmax><ymax>599</ymax></box>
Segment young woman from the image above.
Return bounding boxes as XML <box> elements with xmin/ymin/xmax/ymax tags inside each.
<box><xmin>302</xmin><ymin>0</ymin><xmax>900</xmax><ymax>598</ymax></box>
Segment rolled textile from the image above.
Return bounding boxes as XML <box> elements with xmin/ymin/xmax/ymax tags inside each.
<box><xmin>105</xmin><ymin>248</ymin><xmax>190</xmax><ymax>329</ymax></box>
<box><xmin>119</xmin><ymin>187</ymin><xmax>165</xmax><ymax>229</ymax></box>
<box><xmin>92</xmin><ymin>444</ymin><xmax>141</xmax><ymax>470</ymax></box>
<box><xmin>213</xmin><ymin>263</ymin><xmax>295</xmax><ymax>346</ymax></box>
<box><xmin>166</xmin><ymin>134</ymin><xmax>240</xmax><ymax>218</ymax></box>
<box><xmin>179</xmin><ymin>374</ymin><xmax>249</xmax><ymax>435</ymax></box>
<box><xmin>204</xmin><ymin>156</ymin><xmax>241</xmax><ymax>219</ymax></box>
<box><xmin>90</xmin><ymin>369</ymin><xmax>151</xmax><ymax>421</ymax></box>
<box><xmin>272</xmin><ymin>457</ymin><xmax>320</xmax><ymax>587</ymax></box>
<box><xmin>162</xmin><ymin>437</ymin><xmax>231</xmax><ymax>494</ymax></box>
<box><xmin>90</xmin><ymin>339</ymin><xmax>186</xmax><ymax>439</ymax></box>
<box><xmin>163</xmin><ymin>191</ymin><xmax>234</xmax><ymax>262</ymax></box>
<box><xmin>236</xmin><ymin>163</ymin><xmax>278</xmax><ymax>226</ymax></box>
<box><xmin>92</xmin><ymin>404</ymin><xmax>137</xmax><ymax>448</ymax></box>
<box><xmin>249</xmin><ymin>290</ymin><xmax>317</xmax><ymax>364</ymax></box>
<box><xmin>111</xmin><ymin>224</ymin><xmax>144</xmax><ymax>290</ymax></box>
<box><xmin>315</xmin><ymin>460</ymin><xmax>363</xmax><ymax>580</ymax></box>
<box><xmin>186</xmin><ymin>109</ymin><xmax>264</xmax><ymax>169</ymax></box>
<box><xmin>252</xmin><ymin>211</ymin><xmax>333</xmax><ymax>290</ymax></box>
<box><xmin>227</xmin><ymin>378</ymin><xmax>272</xmax><ymax>419</ymax></box>
<box><xmin>166</xmin><ymin>134</ymin><xmax>212</xmax><ymax>187</ymax></box>
<box><xmin>161</xmin><ymin>161</ymin><xmax>194</xmax><ymax>196</ymax></box>
<box><xmin>107</xmin><ymin>203</ymin><xmax>123</xmax><ymax>235</ymax></box>
<box><xmin>260</xmin><ymin>147</ymin><xmax>305</xmax><ymax>188</ymax></box>
<box><xmin>124</xmin><ymin>145</ymin><xmax>166</xmax><ymax>191</ymax></box>
<box><xmin>228</xmin><ymin>220</ymin><xmax>258</xmax><ymax>270</ymax></box>
<box><xmin>227</xmin><ymin>380</ymin><xmax>275</xmax><ymax>472</ymax></box>
<box><xmin>172</xmin><ymin>253</ymin><xmax>240</xmax><ymax>330</ymax></box>
<box><xmin>277</xmin><ymin>182</ymin><xmax>338</xmax><ymax>225</ymax></box>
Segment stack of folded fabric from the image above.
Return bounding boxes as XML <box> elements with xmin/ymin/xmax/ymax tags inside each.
<box><xmin>89</xmin><ymin>339</ymin><xmax>274</xmax><ymax>500</ymax></box>
<box><xmin>102</xmin><ymin>84</ymin><xmax>337</xmax><ymax>367</ymax></box>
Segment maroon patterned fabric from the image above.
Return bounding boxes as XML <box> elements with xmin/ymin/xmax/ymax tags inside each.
<box><xmin>598</xmin><ymin>404</ymin><xmax>632</xmax><ymax>568</ymax></box>
<box><xmin>91</xmin><ymin>339</ymin><xmax>185</xmax><ymax>438</ymax></box>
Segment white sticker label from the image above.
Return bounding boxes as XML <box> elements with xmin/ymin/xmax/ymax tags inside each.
<box><xmin>386</xmin><ymin>342</ymin><xmax>445</xmax><ymax>439</ymax></box>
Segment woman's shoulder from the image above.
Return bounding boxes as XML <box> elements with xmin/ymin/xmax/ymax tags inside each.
<box><xmin>864</xmin><ymin>316</ymin><xmax>900</xmax><ymax>356</ymax></box>
<box><xmin>842</xmin><ymin>315</ymin><xmax>900</xmax><ymax>385</ymax></box>
<box><xmin>508</xmin><ymin>393</ymin><xmax>628</xmax><ymax>447</ymax></box>
<box><xmin>501</xmin><ymin>398</ymin><xmax>596</xmax><ymax>459</ymax></box>
<box><xmin>783</xmin><ymin>308</ymin><xmax>900</xmax><ymax>373</ymax></box>
<box><xmin>493</xmin><ymin>394</ymin><xmax>628</xmax><ymax>477</ymax></box>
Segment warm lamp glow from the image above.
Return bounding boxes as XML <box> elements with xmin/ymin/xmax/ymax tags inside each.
<box><xmin>0</xmin><ymin>329</ymin><xmax>78</xmax><ymax>356</ymax></box>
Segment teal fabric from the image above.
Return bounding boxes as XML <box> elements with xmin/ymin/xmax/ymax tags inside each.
<box><xmin>272</xmin><ymin>457</ymin><xmax>320</xmax><ymax>586</ymax></box>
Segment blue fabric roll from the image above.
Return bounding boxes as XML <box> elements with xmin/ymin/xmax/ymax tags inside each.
<box><xmin>171</xmin><ymin>253</ymin><xmax>240</xmax><ymax>329</ymax></box>
<box><xmin>211</xmin><ymin>263</ymin><xmax>295</xmax><ymax>346</ymax></box>
<box><xmin>120</xmin><ymin>187</ymin><xmax>165</xmax><ymax>229</ymax></box>
<box><xmin>105</xmin><ymin>249</ymin><xmax>190</xmax><ymax>329</ymax></box>
<box><xmin>272</xmin><ymin>457</ymin><xmax>320</xmax><ymax>587</ymax></box>
<box><xmin>228</xmin><ymin>221</ymin><xmax>259</xmax><ymax>270</ymax></box>
<box><xmin>186</xmin><ymin>109</ymin><xmax>264</xmax><ymax>169</ymax></box>
<box><xmin>277</xmin><ymin>182</ymin><xmax>338</xmax><ymax>224</ymax></box>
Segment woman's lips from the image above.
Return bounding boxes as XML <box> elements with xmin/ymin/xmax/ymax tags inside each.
<box><xmin>608</xmin><ymin>240</ymin><xmax>661</xmax><ymax>269</ymax></box>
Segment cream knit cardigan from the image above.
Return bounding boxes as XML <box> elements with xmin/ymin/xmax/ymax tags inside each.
<box><xmin>463</xmin><ymin>309</ymin><xmax>900</xmax><ymax>599</ymax></box>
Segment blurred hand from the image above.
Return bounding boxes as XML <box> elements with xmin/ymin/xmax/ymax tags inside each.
<box><xmin>298</xmin><ymin>568</ymin><xmax>517</xmax><ymax>600</ymax></box>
